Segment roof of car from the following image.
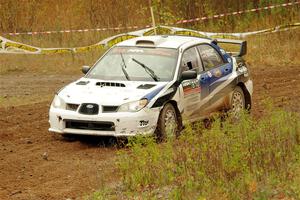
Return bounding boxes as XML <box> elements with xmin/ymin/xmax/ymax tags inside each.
<box><xmin>116</xmin><ymin>35</ymin><xmax>212</xmax><ymax>49</ymax></box>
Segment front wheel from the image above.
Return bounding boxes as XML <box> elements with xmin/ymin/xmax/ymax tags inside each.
<box><xmin>155</xmin><ymin>103</ymin><xmax>181</xmax><ymax>142</ymax></box>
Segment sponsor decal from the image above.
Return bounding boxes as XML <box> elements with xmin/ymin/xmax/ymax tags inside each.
<box><xmin>220</xmin><ymin>48</ymin><xmax>226</xmax><ymax>55</ymax></box>
<box><xmin>207</xmin><ymin>71</ymin><xmax>213</xmax><ymax>78</ymax></box>
<box><xmin>139</xmin><ymin>120</ymin><xmax>149</xmax><ymax>127</ymax></box>
<box><xmin>213</xmin><ymin>69</ymin><xmax>222</xmax><ymax>78</ymax></box>
<box><xmin>128</xmin><ymin>49</ymin><xmax>144</xmax><ymax>53</ymax></box>
<box><xmin>183</xmin><ymin>79</ymin><xmax>201</xmax><ymax>96</ymax></box>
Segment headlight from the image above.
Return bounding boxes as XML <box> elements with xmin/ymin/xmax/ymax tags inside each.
<box><xmin>51</xmin><ymin>95</ymin><xmax>66</xmax><ymax>109</ymax></box>
<box><xmin>118</xmin><ymin>99</ymin><xmax>148</xmax><ymax>112</ymax></box>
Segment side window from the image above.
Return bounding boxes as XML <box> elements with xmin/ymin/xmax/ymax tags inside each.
<box><xmin>181</xmin><ymin>47</ymin><xmax>203</xmax><ymax>73</ymax></box>
<box><xmin>197</xmin><ymin>44</ymin><xmax>224</xmax><ymax>70</ymax></box>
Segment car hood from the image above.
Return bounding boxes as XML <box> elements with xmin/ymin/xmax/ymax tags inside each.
<box><xmin>58</xmin><ymin>78</ymin><xmax>167</xmax><ymax>105</ymax></box>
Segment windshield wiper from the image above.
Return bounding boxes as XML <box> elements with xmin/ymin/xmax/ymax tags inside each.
<box><xmin>120</xmin><ymin>53</ymin><xmax>130</xmax><ymax>80</ymax></box>
<box><xmin>132</xmin><ymin>58</ymin><xmax>160</xmax><ymax>82</ymax></box>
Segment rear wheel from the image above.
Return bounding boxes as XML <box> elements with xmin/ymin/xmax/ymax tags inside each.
<box><xmin>155</xmin><ymin>103</ymin><xmax>180</xmax><ymax>142</ymax></box>
<box><xmin>229</xmin><ymin>86</ymin><xmax>245</xmax><ymax>117</ymax></box>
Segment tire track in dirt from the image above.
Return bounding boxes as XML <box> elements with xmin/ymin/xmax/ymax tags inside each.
<box><xmin>0</xmin><ymin>76</ymin><xmax>120</xmax><ymax>200</ymax></box>
<box><xmin>251</xmin><ymin>65</ymin><xmax>300</xmax><ymax>114</ymax></box>
<box><xmin>0</xmin><ymin>102</ymin><xmax>119</xmax><ymax>199</ymax></box>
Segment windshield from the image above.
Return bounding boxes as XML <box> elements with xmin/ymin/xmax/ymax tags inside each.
<box><xmin>86</xmin><ymin>46</ymin><xmax>178</xmax><ymax>82</ymax></box>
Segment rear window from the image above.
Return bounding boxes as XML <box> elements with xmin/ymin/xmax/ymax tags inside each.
<box><xmin>197</xmin><ymin>44</ymin><xmax>224</xmax><ymax>70</ymax></box>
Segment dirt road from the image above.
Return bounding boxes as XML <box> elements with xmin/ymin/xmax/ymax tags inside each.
<box><xmin>0</xmin><ymin>65</ymin><xmax>300</xmax><ymax>199</ymax></box>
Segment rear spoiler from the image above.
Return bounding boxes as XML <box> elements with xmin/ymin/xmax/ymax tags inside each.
<box><xmin>212</xmin><ymin>39</ymin><xmax>247</xmax><ymax>57</ymax></box>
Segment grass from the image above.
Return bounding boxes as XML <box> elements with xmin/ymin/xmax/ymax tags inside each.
<box><xmin>246</xmin><ymin>28</ymin><xmax>300</xmax><ymax>67</ymax></box>
<box><xmin>0</xmin><ymin>49</ymin><xmax>104</xmax><ymax>75</ymax></box>
<box><xmin>88</xmin><ymin>107</ymin><xmax>300</xmax><ymax>199</ymax></box>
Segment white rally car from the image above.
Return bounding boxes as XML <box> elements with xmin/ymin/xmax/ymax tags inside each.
<box><xmin>49</xmin><ymin>35</ymin><xmax>253</xmax><ymax>140</ymax></box>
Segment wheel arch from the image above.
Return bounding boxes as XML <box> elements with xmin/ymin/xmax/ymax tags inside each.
<box><xmin>237</xmin><ymin>82</ymin><xmax>251</xmax><ymax>110</ymax></box>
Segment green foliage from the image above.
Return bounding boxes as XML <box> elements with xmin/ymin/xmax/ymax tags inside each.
<box><xmin>85</xmin><ymin>188</ymin><xmax>112</xmax><ymax>200</ymax></box>
<box><xmin>143</xmin><ymin>26</ymin><xmax>172</xmax><ymax>36</ymax></box>
<box><xmin>93</xmin><ymin>107</ymin><xmax>300</xmax><ymax>199</ymax></box>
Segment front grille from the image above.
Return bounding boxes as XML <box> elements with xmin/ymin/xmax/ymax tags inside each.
<box><xmin>66</xmin><ymin>103</ymin><xmax>79</xmax><ymax>111</ymax></box>
<box><xmin>65</xmin><ymin>120</ymin><xmax>115</xmax><ymax>131</ymax></box>
<box><xmin>102</xmin><ymin>105</ymin><xmax>119</xmax><ymax>113</ymax></box>
<box><xmin>79</xmin><ymin>103</ymin><xmax>99</xmax><ymax>115</ymax></box>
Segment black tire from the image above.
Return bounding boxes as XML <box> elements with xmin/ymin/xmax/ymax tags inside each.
<box><xmin>229</xmin><ymin>86</ymin><xmax>245</xmax><ymax>117</ymax></box>
<box><xmin>155</xmin><ymin>103</ymin><xmax>181</xmax><ymax>142</ymax></box>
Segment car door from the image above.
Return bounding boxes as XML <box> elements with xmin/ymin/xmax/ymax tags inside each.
<box><xmin>180</xmin><ymin>46</ymin><xmax>208</xmax><ymax>120</ymax></box>
<box><xmin>197</xmin><ymin>44</ymin><xmax>233</xmax><ymax>112</ymax></box>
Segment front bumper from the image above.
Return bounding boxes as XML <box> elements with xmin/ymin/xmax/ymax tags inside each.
<box><xmin>49</xmin><ymin>106</ymin><xmax>160</xmax><ymax>137</ymax></box>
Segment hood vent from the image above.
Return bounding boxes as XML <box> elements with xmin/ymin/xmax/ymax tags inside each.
<box><xmin>76</xmin><ymin>81</ymin><xmax>90</xmax><ymax>85</ymax></box>
<box><xmin>137</xmin><ymin>84</ymin><xmax>156</xmax><ymax>89</ymax></box>
<box><xmin>136</xmin><ymin>40</ymin><xmax>155</xmax><ymax>46</ymax></box>
<box><xmin>96</xmin><ymin>82</ymin><xmax>126</xmax><ymax>88</ymax></box>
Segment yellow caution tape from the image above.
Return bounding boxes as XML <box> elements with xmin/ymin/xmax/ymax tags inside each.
<box><xmin>75</xmin><ymin>44</ymin><xmax>105</xmax><ymax>53</ymax></box>
<box><xmin>4</xmin><ymin>41</ymin><xmax>38</xmax><ymax>52</ymax></box>
<box><xmin>210</xmin><ymin>35</ymin><xmax>240</xmax><ymax>39</ymax></box>
<box><xmin>41</xmin><ymin>48</ymin><xmax>74</xmax><ymax>54</ymax></box>
<box><xmin>0</xmin><ymin>23</ymin><xmax>299</xmax><ymax>54</ymax></box>
<box><xmin>174</xmin><ymin>30</ymin><xmax>208</xmax><ymax>38</ymax></box>
<box><xmin>107</xmin><ymin>35</ymin><xmax>137</xmax><ymax>47</ymax></box>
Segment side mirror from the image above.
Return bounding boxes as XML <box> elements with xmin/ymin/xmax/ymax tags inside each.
<box><xmin>180</xmin><ymin>70</ymin><xmax>197</xmax><ymax>82</ymax></box>
<box><xmin>82</xmin><ymin>66</ymin><xmax>90</xmax><ymax>74</ymax></box>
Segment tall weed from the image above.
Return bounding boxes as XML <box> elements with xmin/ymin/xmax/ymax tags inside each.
<box><xmin>114</xmin><ymin>108</ymin><xmax>300</xmax><ymax>199</ymax></box>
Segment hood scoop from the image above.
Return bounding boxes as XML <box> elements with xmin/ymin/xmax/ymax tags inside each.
<box><xmin>137</xmin><ymin>84</ymin><xmax>156</xmax><ymax>89</ymax></box>
<box><xmin>76</xmin><ymin>81</ymin><xmax>90</xmax><ymax>85</ymax></box>
<box><xmin>96</xmin><ymin>82</ymin><xmax>126</xmax><ymax>88</ymax></box>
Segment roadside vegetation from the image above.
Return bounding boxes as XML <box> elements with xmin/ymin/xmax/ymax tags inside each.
<box><xmin>1</xmin><ymin>0</ymin><xmax>300</xmax><ymax>76</ymax></box>
<box><xmin>88</xmin><ymin>105</ymin><xmax>300</xmax><ymax>199</ymax></box>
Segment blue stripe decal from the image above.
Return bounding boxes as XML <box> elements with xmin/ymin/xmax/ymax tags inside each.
<box><xmin>143</xmin><ymin>85</ymin><xmax>166</xmax><ymax>101</ymax></box>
